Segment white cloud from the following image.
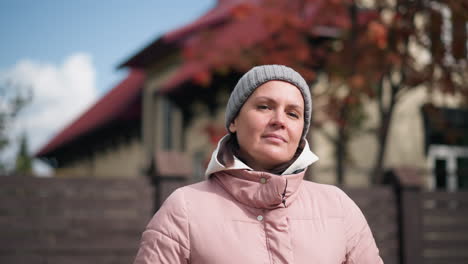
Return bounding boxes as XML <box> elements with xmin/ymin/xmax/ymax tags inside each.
<box><xmin>0</xmin><ymin>53</ymin><xmax>98</xmax><ymax>176</ymax></box>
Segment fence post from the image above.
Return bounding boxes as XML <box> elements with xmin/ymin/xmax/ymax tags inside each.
<box><xmin>385</xmin><ymin>167</ymin><xmax>425</xmax><ymax>264</ymax></box>
<box><xmin>152</xmin><ymin>151</ymin><xmax>192</xmax><ymax>212</ymax></box>
<box><xmin>400</xmin><ymin>189</ymin><xmax>422</xmax><ymax>264</ymax></box>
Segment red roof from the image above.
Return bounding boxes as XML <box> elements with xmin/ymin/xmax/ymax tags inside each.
<box><xmin>159</xmin><ymin>0</ymin><xmax>337</xmax><ymax>94</ymax></box>
<box><xmin>37</xmin><ymin>0</ymin><xmax>352</xmax><ymax>158</ymax></box>
<box><xmin>36</xmin><ymin>70</ymin><xmax>145</xmax><ymax>157</ymax></box>
<box><xmin>159</xmin><ymin>1</ymin><xmax>273</xmax><ymax>93</ymax></box>
<box><xmin>35</xmin><ymin>2</ymin><xmax>251</xmax><ymax>158</ymax></box>
<box><xmin>159</xmin><ymin>62</ymin><xmax>201</xmax><ymax>93</ymax></box>
<box><xmin>36</xmin><ymin>2</ymin><xmax>236</xmax><ymax>158</ymax></box>
<box><xmin>122</xmin><ymin>0</ymin><xmax>358</xmax><ymax>93</ymax></box>
<box><xmin>163</xmin><ymin>0</ymin><xmax>249</xmax><ymax>43</ymax></box>
<box><xmin>119</xmin><ymin>0</ymin><xmax>250</xmax><ymax>69</ymax></box>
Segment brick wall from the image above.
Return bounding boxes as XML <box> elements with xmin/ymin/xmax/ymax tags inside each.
<box><xmin>0</xmin><ymin>176</ymin><xmax>153</xmax><ymax>264</ymax></box>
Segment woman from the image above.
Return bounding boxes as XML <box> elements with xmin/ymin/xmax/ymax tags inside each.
<box><xmin>134</xmin><ymin>65</ymin><xmax>383</xmax><ymax>264</ymax></box>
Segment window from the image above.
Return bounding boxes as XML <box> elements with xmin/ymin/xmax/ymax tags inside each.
<box><xmin>428</xmin><ymin>145</ymin><xmax>468</xmax><ymax>191</ymax></box>
<box><xmin>422</xmin><ymin>105</ymin><xmax>468</xmax><ymax>190</ymax></box>
<box><xmin>163</xmin><ymin>99</ymin><xmax>173</xmax><ymax>150</ymax></box>
<box><xmin>434</xmin><ymin>159</ymin><xmax>447</xmax><ymax>189</ymax></box>
<box><xmin>457</xmin><ymin>157</ymin><xmax>468</xmax><ymax>189</ymax></box>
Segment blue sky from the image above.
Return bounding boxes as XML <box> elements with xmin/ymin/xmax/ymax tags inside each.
<box><xmin>0</xmin><ymin>0</ymin><xmax>215</xmax><ymax>174</ymax></box>
<box><xmin>0</xmin><ymin>0</ymin><xmax>214</xmax><ymax>93</ymax></box>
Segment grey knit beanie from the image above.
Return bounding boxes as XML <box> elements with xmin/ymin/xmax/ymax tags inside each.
<box><xmin>225</xmin><ymin>65</ymin><xmax>312</xmax><ymax>140</ymax></box>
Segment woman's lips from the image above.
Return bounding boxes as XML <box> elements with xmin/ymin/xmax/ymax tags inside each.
<box><xmin>262</xmin><ymin>133</ymin><xmax>286</xmax><ymax>143</ymax></box>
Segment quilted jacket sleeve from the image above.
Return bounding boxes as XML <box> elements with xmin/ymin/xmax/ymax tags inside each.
<box><xmin>338</xmin><ymin>189</ymin><xmax>384</xmax><ymax>264</ymax></box>
<box><xmin>133</xmin><ymin>188</ymin><xmax>190</xmax><ymax>264</ymax></box>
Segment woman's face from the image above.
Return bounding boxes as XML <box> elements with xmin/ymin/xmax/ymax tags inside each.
<box><xmin>229</xmin><ymin>80</ymin><xmax>304</xmax><ymax>171</ymax></box>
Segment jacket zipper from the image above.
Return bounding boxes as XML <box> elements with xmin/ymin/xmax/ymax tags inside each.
<box><xmin>281</xmin><ymin>179</ymin><xmax>288</xmax><ymax>208</ymax></box>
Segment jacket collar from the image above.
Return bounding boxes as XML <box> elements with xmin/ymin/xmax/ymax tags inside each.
<box><xmin>205</xmin><ymin>134</ymin><xmax>319</xmax><ymax>209</ymax></box>
<box><xmin>205</xmin><ymin>135</ymin><xmax>319</xmax><ymax>177</ymax></box>
<box><xmin>213</xmin><ymin>169</ymin><xmax>305</xmax><ymax>209</ymax></box>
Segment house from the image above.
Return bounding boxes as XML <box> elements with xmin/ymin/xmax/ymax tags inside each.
<box><xmin>36</xmin><ymin>0</ymin><xmax>468</xmax><ymax>190</ymax></box>
<box><xmin>35</xmin><ymin>70</ymin><xmax>146</xmax><ymax>178</ymax></box>
<box><xmin>35</xmin><ymin>0</ymin><xmax>251</xmax><ymax>180</ymax></box>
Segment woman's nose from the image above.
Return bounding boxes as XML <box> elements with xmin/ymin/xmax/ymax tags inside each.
<box><xmin>269</xmin><ymin>111</ymin><xmax>286</xmax><ymax>128</ymax></box>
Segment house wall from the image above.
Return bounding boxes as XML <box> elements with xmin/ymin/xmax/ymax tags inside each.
<box><xmin>310</xmin><ymin>77</ymin><xmax>464</xmax><ymax>187</ymax></box>
<box><xmin>177</xmin><ymin>86</ymin><xmax>434</xmax><ymax>187</ymax></box>
<box><xmin>55</xmin><ymin>158</ymin><xmax>94</xmax><ymax>177</ymax></box>
<box><xmin>55</xmin><ymin>138</ymin><xmax>145</xmax><ymax>178</ymax></box>
<box><xmin>143</xmin><ymin>59</ymin><xmax>228</xmax><ymax>180</ymax></box>
<box><xmin>139</xmin><ymin>50</ymin><xmax>464</xmax><ymax>186</ymax></box>
<box><xmin>310</xmin><ymin>88</ymin><xmax>428</xmax><ymax>187</ymax></box>
<box><xmin>143</xmin><ymin>61</ymin><xmax>182</xmax><ymax>158</ymax></box>
<box><xmin>138</xmin><ymin>60</ymin><xmax>465</xmax><ymax>187</ymax></box>
<box><xmin>183</xmin><ymin>102</ymin><xmax>227</xmax><ymax>180</ymax></box>
<box><xmin>141</xmin><ymin>69</ymin><xmax>450</xmax><ymax>186</ymax></box>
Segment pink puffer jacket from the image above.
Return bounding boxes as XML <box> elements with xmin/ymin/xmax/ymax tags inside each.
<box><xmin>133</xmin><ymin>138</ymin><xmax>383</xmax><ymax>264</ymax></box>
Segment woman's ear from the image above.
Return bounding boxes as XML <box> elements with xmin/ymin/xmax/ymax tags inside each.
<box><xmin>228</xmin><ymin>120</ymin><xmax>237</xmax><ymax>133</ymax></box>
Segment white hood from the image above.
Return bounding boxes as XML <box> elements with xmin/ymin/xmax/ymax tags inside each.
<box><xmin>205</xmin><ymin>135</ymin><xmax>319</xmax><ymax>177</ymax></box>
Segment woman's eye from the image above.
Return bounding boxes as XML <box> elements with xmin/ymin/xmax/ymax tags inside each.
<box><xmin>288</xmin><ymin>112</ymin><xmax>299</xmax><ymax>118</ymax></box>
<box><xmin>257</xmin><ymin>105</ymin><xmax>269</xmax><ymax>110</ymax></box>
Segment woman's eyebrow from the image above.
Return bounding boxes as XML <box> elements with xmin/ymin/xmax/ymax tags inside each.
<box><xmin>254</xmin><ymin>96</ymin><xmax>303</xmax><ymax>110</ymax></box>
<box><xmin>253</xmin><ymin>96</ymin><xmax>274</xmax><ymax>101</ymax></box>
<box><xmin>288</xmin><ymin>104</ymin><xmax>304</xmax><ymax>111</ymax></box>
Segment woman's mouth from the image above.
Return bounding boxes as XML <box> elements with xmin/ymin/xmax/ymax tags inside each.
<box><xmin>262</xmin><ymin>133</ymin><xmax>286</xmax><ymax>143</ymax></box>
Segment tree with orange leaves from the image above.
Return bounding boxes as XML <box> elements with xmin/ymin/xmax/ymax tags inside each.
<box><xmin>181</xmin><ymin>0</ymin><xmax>467</xmax><ymax>184</ymax></box>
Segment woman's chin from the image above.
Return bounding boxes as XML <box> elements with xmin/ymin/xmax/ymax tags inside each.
<box><xmin>253</xmin><ymin>153</ymin><xmax>292</xmax><ymax>170</ymax></box>
<box><xmin>240</xmin><ymin>143</ymin><xmax>296</xmax><ymax>170</ymax></box>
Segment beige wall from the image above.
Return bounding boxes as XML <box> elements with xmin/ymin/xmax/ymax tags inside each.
<box><xmin>310</xmin><ymin>76</ymin><xmax>464</xmax><ymax>187</ymax></box>
<box><xmin>309</xmin><ymin>76</ymin><xmax>377</xmax><ymax>186</ymax></box>
<box><xmin>143</xmin><ymin>59</ymin><xmax>230</xmax><ymax>180</ymax></box>
<box><xmin>58</xmin><ymin>73</ymin><xmax>461</xmax><ymax>185</ymax></box>
<box><xmin>55</xmin><ymin>159</ymin><xmax>94</xmax><ymax>177</ymax></box>
<box><xmin>143</xmin><ymin>61</ymin><xmax>180</xmax><ymax>159</ymax></box>
<box><xmin>140</xmin><ymin>67</ymin><xmax>443</xmax><ymax>186</ymax></box>
<box><xmin>184</xmin><ymin>103</ymin><xmax>226</xmax><ymax>180</ymax></box>
<box><xmin>55</xmin><ymin>138</ymin><xmax>145</xmax><ymax>178</ymax></box>
<box><xmin>65</xmin><ymin>45</ymin><xmax>462</xmax><ymax>183</ymax></box>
